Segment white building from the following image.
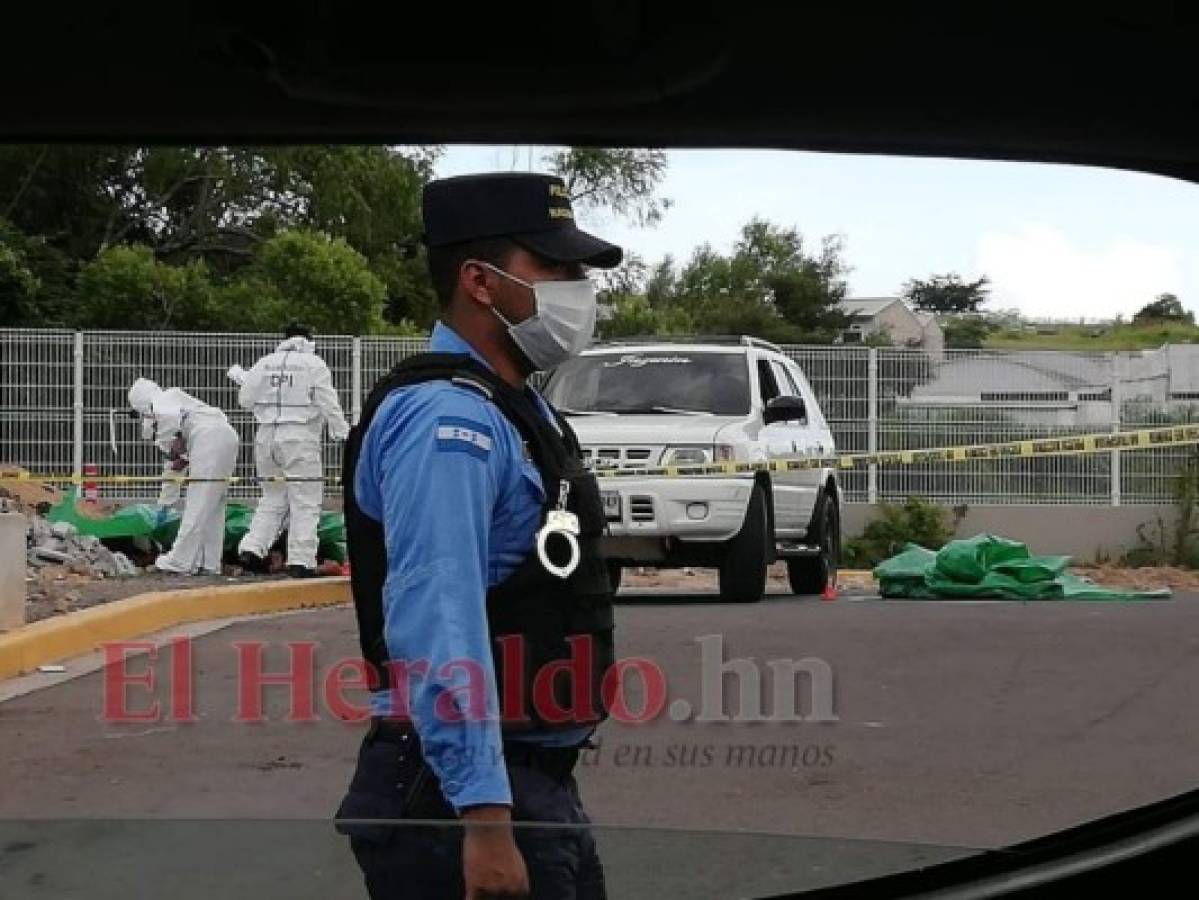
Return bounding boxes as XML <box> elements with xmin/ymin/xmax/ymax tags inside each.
<box><xmin>838</xmin><ymin>297</ymin><xmax>944</xmax><ymax>359</ymax></box>
<box><xmin>897</xmin><ymin>344</ymin><xmax>1199</xmax><ymax>428</ymax></box>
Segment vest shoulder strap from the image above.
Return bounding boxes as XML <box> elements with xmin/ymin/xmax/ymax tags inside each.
<box><xmin>355</xmin><ymin>352</ymin><xmax>570</xmax><ymax>503</ymax></box>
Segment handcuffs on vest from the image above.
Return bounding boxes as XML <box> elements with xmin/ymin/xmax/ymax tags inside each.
<box><xmin>536</xmin><ymin>480</ymin><xmax>581</xmax><ymax>579</ymax></box>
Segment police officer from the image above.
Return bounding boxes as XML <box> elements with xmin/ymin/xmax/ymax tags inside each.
<box><xmin>337</xmin><ymin>172</ymin><xmax>622</xmax><ymax>899</ymax></box>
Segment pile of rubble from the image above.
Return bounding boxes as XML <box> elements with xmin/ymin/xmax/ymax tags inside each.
<box><xmin>0</xmin><ymin>464</ymin><xmax>61</xmax><ymax>513</ymax></box>
<box><xmin>26</xmin><ymin>516</ymin><xmax>139</xmax><ymax>578</ymax></box>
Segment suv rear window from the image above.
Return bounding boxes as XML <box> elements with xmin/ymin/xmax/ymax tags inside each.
<box><xmin>545</xmin><ymin>351</ymin><xmax>751</xmax><ymax>415</ymax></box>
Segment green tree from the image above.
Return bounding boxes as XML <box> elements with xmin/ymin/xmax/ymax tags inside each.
<box><xmin>768</xmin><ymin>237</ymin><xmax>850</xmax><ymax>341</ymax></box>
<box><xmin>1133</xmin><ymin>292</ymin><xmax>1191</xmax><ymax>324</ymax></box>
<box><xmin>645</xmin><ymin>256</ymin><xmax>678</xmax><ymax>307</ymax></box>
<box><xmin>77</xmin><ymin>245</ymin><xmax>217</xmax><ymax>330</ymax></box>
<box><xmin>598</xmin><ymin>295</ymin><xmax>696</xmax><ymax>340</ymax></box>
<box><xmin>0</xmin><ymin>241</ymin><xmax>39</xmax><ymax>324</ymax></box>
<box><xmin>594</xmin><ymin>253</ymin><xmax>649</xmax><ymax>301</ymax></box>
<box><xmin>903</xmin><ymin>273</ymin><xmax>990</xmax><ymax>313</ymax></box>
<box><xmin>600</xmin><ymin>295</ymin><xmax>662</xmax><ymax>338</ymax></box>
<box><xmin>942</xmin><ymin>315</ymin><xmax>994</xmax><ymax>348</ymax></box>
<box><xmin>545</xmin><ymin>148</ymin><xmax>671</xmax><ymax>227</ymax></box>
<box><xmin>0</xmin><ymin>145</ymin><xmax>438</xmax><ymax>329</ymax></box>
<box><xmin>649</xmin><ymin>218</ymin><xmax>849</xmax><ymax>342</ymax></box>
<box><xmin>244</xmin><ymin>230</ymin><xmax>388</xmax><ymax>335</ymax></box>
<box><xmin>0</xmin><ymin>147</ymin><xmax>132</xmax><ymax>262</ymax></box>
<box><xmin>0</xmin><ymin>220</ymin><xmax>76</xmax><ymax>328</ymax></box>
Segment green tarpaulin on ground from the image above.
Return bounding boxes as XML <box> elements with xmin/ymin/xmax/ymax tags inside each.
<box><xmin>874</xmin><ymin>534</ymin><xmax>1170</xmax><ymax>601</ymax></box>
<box><xmin>47</xmin><ymin>488</ymin><xmax>347</xmax><ymax>563</ymax></box>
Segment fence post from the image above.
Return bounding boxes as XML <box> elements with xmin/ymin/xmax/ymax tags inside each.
<box><xmin>867</xmin><ymin>346</ymin><xmax>879</xmax><ymax>504</ymax></box>
<box><xmin>1110</xmin><ymin>351</ymin><xmax>1122</xmax><ymax>507</ymax></box>
<box><xmin>72</xmin><ymin>331</ymin><xmax>84</xmax><ymax>482</ymax></box>
<box><xmin>351</xmin><ymin>336</ymin><xmax>363</xmax><ymax>425</ymax></box>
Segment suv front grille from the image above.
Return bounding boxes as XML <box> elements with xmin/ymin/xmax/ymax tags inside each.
<box><xmin>630</xmin><ymin>496</ymin><xmax>655</xmax><ymax>521</ymax></box>
<box><xmin>582</xmin><ymin>446</ymin><xmax>659</xmax><ymax>469</ymax></box>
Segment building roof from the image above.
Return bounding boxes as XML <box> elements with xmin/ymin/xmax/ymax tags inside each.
<box><xmin>907</xmin><ymin>352</ymin><xmax>1113</xmax><ymax>402</ymax></box>
<box><xmin>838</xmin><ymin>297</ymin><xmax>904</xmax><ymax>318</ymax></box>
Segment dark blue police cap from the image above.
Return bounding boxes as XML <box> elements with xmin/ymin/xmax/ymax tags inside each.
<box><xmin>422</xmin><ymin>172</ymin><xmax>623</xmax><ymax>269</ymax></box>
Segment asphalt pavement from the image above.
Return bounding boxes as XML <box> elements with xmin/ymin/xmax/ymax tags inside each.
<box><xmin>4</xmin><ymin>585</ymin><xmax>1199</xmax><ymax>898</ymax></box>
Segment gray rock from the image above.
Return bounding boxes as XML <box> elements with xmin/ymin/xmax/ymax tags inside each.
<box><xmin>33</xmin><ymin>547</ymin><xmax>72</xmax><ymax>564</ymax></box>
<box><xmin>111</xmin><ymin>552</ymin><xmax>139</xmax><ymax>577</ymax></box>
<box><xmin>39</xmin><ymin>536</ymin><xmax>68</xmax><ymax>554</ymax></box>
<box><xmin>50</xmin><ymin>522</ymin><xmax>77</xmax><ymax>539</ymax></box>
<box><xmin>92</xmin><ymin>550</ymin><xmax>119</xmax><ymax>577</ymax></box>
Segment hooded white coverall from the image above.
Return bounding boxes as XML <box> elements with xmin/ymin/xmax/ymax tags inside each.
<box><xmin>236</xmin><ymin>336</ymin><xmax>350</xmax><ymax>569</ymax></box>
<box><xmin>128</xmin><ymin>378</ymin><xmax>240</xmax><ymax>575</ymax></box>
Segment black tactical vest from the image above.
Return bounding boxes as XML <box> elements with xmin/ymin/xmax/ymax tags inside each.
<box><xmin>343</xmin><ymin>352</ymin><xmax>615</xmax><ymax>732</ymax></box>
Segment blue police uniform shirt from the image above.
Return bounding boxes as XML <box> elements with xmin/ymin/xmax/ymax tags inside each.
<box><xmin>356</xmin><ymin>321</ymin><xmax>594</xmax><ymax>812</ymax></box>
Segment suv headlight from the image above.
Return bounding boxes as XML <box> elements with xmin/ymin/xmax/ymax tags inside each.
<box><xmin>662</xmin><ymin>447</ymin><xmax>710</xmax><ymax>464</ymax></box>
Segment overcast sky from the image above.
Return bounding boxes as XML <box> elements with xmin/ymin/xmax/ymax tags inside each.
<box><xmin>437</xmin><ymin>145</ymin><xmax>1199</xmax><ymax>322</ymax></box>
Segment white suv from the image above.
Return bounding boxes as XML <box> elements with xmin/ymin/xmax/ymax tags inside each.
<box><xmin>543</xmin><ymin>336</ymin><xmax>841</xmax><ymax>602</ymax></box>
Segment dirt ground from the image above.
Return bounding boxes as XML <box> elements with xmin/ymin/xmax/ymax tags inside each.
<box><xmin>623</xmin><ymin>563</ymin><xmax>1189</xmax><ymax>594</ymax></box>
<box><xmin>18</xmin><ymin>562</ymin><xmax>1189</xmax><ymax>626</ymax></box>
<box><xmin>1072</xmin><ymin>565</ymin><xmax>1199</xmax><ymax>591</ymax></box>
<box><xmin>24</xmin><ymin>571</ymin><xmax>291</xmax><ymax>623</ymax></box>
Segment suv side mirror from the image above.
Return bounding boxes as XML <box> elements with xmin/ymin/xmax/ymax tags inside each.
<box><xmin>764</xmin><ymin>395</ymin><xmax>806</xmax><ymax>425</ymax></box>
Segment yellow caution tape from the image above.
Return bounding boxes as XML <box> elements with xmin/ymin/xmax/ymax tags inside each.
<box><xmin>3</xmin><ymin>424</ymin><xmax>1199</xmax><ymax>486</ymax></box>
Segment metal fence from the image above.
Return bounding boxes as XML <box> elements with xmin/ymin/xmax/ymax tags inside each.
<box><xmin>1</xmin><ymin>329</ymin><xmax>1192</xmax><ymax>505</ymax></box>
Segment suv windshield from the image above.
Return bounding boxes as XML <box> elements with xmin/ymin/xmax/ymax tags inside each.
<box><xmin>545</xmin><ymin>351</ymin><xmax>751</xmax><ymax>415</ymax></box>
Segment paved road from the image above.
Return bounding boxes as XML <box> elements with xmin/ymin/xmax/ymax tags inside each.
<box><xmin>4</xmin><ymin>586</ymin><xmax>1199</xmax><ymax>897</ymax></box>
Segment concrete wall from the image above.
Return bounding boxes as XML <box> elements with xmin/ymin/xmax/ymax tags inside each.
<box><xmin>0</xmin><ymin>512</ymin><xmax>27</xmax><ymax>630</ymax></box>
<box><xmin>876</xmin><ymin>303</ymin><xmax>923</xmax><ymax>346</ymax></box>
<box><xmin>842</xmin><ymin>502</ymin><xmax>1173</xmax><ymax>564</ymax></box>
<box><xmin>919</xmin><ymin>318</ymin><xmax>944</xmax><ymax>362</ymax></box>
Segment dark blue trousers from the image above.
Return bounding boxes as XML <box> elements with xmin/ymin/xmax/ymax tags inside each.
<box><xmin>337</xmin><ymin>723</ymin><xmax>607</xmax><ymax>899</ymax></box>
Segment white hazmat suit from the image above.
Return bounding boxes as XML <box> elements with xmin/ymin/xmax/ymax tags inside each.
<box><xmin>236</xmin><ymin>336</ymin><xmax>349</xmax><ymax>571</ymax></box>
<box><xmin>128</xmin><ymin>378</ymin><xmax>240</xmax><ymax>575</ymax></box>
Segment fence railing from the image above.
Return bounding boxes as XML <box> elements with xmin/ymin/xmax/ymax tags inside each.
<box><xmin>1</xmin><ymin>329</ymin><xmax>1193</xmax><ymax>505</ymax></box>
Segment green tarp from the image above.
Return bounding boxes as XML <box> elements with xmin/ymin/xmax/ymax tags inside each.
<box><xmin>874</xmin><ymin>534</ymin><xmax>1170</xmax><ymax>601</ymax></box>
<box><xmin>47</xmin><ymin>488</ymin><xmax>347</xmax><ymax>563</ymax></box>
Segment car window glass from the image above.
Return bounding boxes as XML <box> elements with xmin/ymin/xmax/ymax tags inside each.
<box><xmin>544</xmin><ymin>351</ymin><xmax>752</xmax><ymax>415</ymax></box>
<box><xmin>770</xmin><ymin>361</ymin><xmax>798</xmax><ymax>398</ymax></box>
<box><xmin>786</xmin><ymin>363</ymin><xmax>826</xmax><ymax>429</ymax></box>
<box><xmin>756</xmin><ymin>358</ymin><xmax>780</xmax><ymax>405</ymax></box>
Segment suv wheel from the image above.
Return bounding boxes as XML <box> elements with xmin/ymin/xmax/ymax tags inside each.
<box><xmin>788</xmin><ymin>492</ymin><xmax>840</xmax><ymax>595</ymax></box>
<box><xmin>719</xmin><ymin>485</ymin><xmax>769</xmax><ymax>603</ymax></box>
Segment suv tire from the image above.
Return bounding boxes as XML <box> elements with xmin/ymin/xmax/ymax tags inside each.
<box><xmin>788</xmin><ymin>492</ymin><xmax>840</xmax><ymax>596</ymax></box>
<box><xmin>719</xmin><ymin>484</ymin><xmax>769</xmax><ymax>603</ymax></box>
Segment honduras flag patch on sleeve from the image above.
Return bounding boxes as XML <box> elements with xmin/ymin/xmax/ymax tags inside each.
<box><xmin>435</xmin><ymin>416</ymin><xmax>494</xmax><ymax>460</ymax></box>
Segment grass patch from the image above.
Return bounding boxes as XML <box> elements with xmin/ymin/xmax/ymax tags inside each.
<box><xmin>984</xmin><ymin>322</ymin><xmax>1199</xmax><ymax>350</ymax></box>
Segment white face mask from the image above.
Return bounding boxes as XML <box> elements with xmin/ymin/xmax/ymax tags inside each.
<box><xmin>476</xmin><ymin>262</ymin><xmax>598</xmax><ymax>371</ymax></box>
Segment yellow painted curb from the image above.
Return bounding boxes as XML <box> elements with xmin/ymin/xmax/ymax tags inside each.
<box><xmin>0</xmin><ymin>577</ymin><xmax>350</xmax><ymax>680</ymax></box>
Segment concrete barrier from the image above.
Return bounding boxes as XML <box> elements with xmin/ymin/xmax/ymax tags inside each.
<box><xmin>0</xmin><ymin>576</ymin><xmax>350</xmax><ymax>680</ymax></box>
<box><xmin>0</xmin><ymin>512</ymin><xmax>27</xmax><ymax>631</ymax></box>
<box><xmin>842</xmin><ymin>503</ymin><xmax>1173</xmax><ymax>563</ymax></box>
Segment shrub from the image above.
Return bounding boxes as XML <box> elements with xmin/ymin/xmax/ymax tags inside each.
<box><xmin>844</xmin><ymin>496</ymin><xmax>954</xmax><ymax>568</ymax></box>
